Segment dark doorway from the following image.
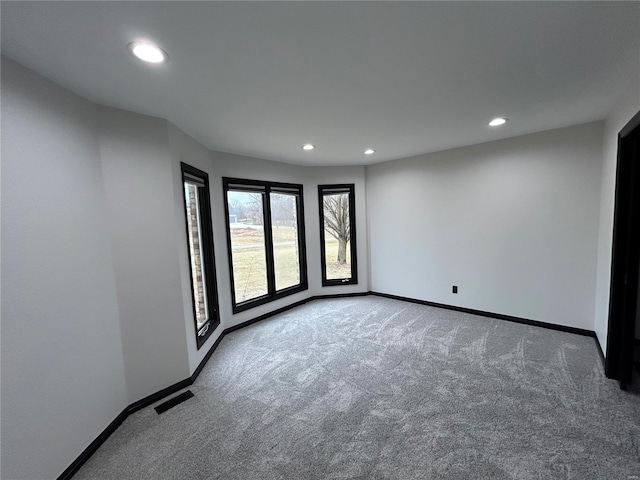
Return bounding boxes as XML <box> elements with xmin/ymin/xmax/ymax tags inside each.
<box><xmin>606</xmin><ymin>110</ymin><xmax>640</xmax><ymax>389</ymax></box>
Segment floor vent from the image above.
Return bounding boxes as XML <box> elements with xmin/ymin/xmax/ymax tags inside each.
<box><xmin>154</xmin><ymin>390</ymin><xmax>194</xmax><ymax>414</ymax></box>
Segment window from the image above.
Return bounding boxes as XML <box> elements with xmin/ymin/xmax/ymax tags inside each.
<box><xmin>223</xmin><ymin>178</ymin><xmax>307</xmax><ymax>312</ymax></box>
<box><xmin>181</xmin><ymin>163</ymin><xmax>220</xmax><ymax>348</ymax></box>
<box><xmin>318</xmin><ymin>184</ymin><xmax>357</xmax><ymax>286</ymax></box>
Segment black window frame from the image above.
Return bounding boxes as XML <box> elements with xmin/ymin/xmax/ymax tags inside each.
<box><xmin>223</xmin><ymin>177</ymin><xmax>308</xmax><ymax>313</ymax></box>
<box><xmin>318</xmin><ymin>184</ymin><xmax>358</xmax><ymax>287</ymax></box>
<box><xmin>181</xmin><ymin>162</ymin><xmax>220</xmax><ymax>349</ymax></box>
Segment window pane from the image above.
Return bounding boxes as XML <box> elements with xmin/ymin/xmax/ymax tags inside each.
<box><xmin>270</xmin><ymin>192</ymin><xmax>300</xmax><ymax>291</ymax></box>
<box><xmin>224</xmin><ymin>177</ymin><xmax>307</xmax><ymax>312</ymax></box>
<box><xmin>228</xmin><ymin>191</ymin><xmax>269</xmax><ymax>302</ymax></box>
<box><xmin>323</xmin><ymin>192</ymin><xmax>352</xmax><ymax>281</ymax></box>
<box><xmin>184</xmin><ymin>182</ymin><xmax>209</xmax><ymax>328</ymax></box>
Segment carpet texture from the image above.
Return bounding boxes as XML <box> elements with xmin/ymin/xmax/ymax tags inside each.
<box><xmin>74</xmin><ymin>297</ymin><xmax>640</xmax><ymax>479</ymax></box>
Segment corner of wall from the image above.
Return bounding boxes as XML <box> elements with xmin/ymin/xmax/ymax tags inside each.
<box><xmin>97</xmin><ymin>109</ymin><xmax>191</xmax><ymax>403</ymax></box>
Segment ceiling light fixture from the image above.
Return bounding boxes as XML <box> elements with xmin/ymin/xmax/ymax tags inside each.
<box><xmin>364</xmin><ymin>149</ymin><xmax>375</xmax><ymax>155</ymax></box>
<box><xmin>489</xmin><ymin>117</ymin><xmax>508</xmax><ymax>127</ymax></box>
<box><xmin>128</xmin><ymin>41</ymin><xmax>168</xmax><ymax>64</ymax></box>
<box><xmin>302</xmin><ymin>144</ymin><xmax>315</xmax><ymax>151</ymax></box>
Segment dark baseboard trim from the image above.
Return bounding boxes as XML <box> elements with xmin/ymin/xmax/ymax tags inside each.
<box><xmin>312</xmin><ymin>292</ymin><xmax>370</xmax><ymax>300</ymax></box>
<box><xmin>223</xmin><ymin>292</ymin><xmax>370</xmax><ymax>335</ymax></box>
<box><xmin>371</xmin><ymin>291</ymin><xmax>606</xmax><ymax>370</ymax></box>
<box><xmin>57</xmin><ymin>291</ymin><xmax>370</xmax><ymax>480</ymax></box>
<box><xmin>225</xmin><ymin>297</ymin><xmax>313</xmax><ymax>334</ymax></box>
<box><xmin>369</xmin><ymin>291</ymin><xmax>596</xmax><ymax>338</ymax></box>
<box><xmin>57</xmin><ymin>408</ymin><xmax>128</xmax><ymax>480</ymax></box>
<box><xmin>191</xmin><ymin>328</ymin><xmax>227</xmax><ymax>380</ymax></box>
<box><xmin>64</xmin><ymin>288</ymin><xmax>597</xmax><ymax>480</ymax></box>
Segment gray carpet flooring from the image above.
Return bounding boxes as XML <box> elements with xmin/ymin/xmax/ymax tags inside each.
<box><xmin>75</xmin><ymin>297</ymin><xmax>640</xmax><ymax>479</ymax></box>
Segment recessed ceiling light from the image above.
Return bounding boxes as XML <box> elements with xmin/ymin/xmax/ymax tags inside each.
<box><xmin>364</xmin><ymin>149</ymin><xmax>376</xmax><ymax>155</ymax></box>
<box><xmin>302</xmin><ymin>144</ymin><xmax>315</xmax><ymax>151</ymax></box>
<box><xmin>128</xmin><ymin>42</ymin><xmax>168</xmax><ymax>64</ymax></box>
<box><xmin>489</xmin><ymin>117</ymin><xmax>508</xmax><ymax>127</ymax></box>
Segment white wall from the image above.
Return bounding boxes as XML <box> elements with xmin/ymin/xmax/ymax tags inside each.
<box><xmin>594</xmin><ymin>78</ymin><xmax>640</xmax><ymax>352</ymax></box>
<box><xmin>98</xmin><ymin>109</ymin><xmax>191</xmax><ymax>403</ymax></box>
<box><xmin>1</xmin><ymin>57</ymin><xmax>128</xmax><ymax>479</ymax></box>
<box><xmin>367</xmin><ymin>122</ymin><xmax>604</xmax><ymax>330</ymax></box>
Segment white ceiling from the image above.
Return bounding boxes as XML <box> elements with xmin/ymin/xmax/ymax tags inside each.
<box><xmin>2</xmin><ymin>1</ymin><xmax>639</xmax><ymax>166</ymax></box>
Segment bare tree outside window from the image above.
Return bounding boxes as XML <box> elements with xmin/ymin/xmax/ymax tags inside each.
<box><xmin>323</xmin><ymin>193</ymin><xmax>350</xmax><ymax>265</ymax></box>
<box><xmin>319</xmin><ymin>185</ymin><xmax>357</xmax><ymax>285</ymax></box>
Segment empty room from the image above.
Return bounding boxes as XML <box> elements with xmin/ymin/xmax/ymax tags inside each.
<box><xmin>2</xmin><ymin>2</ymin><xmax>640</xmax><ymax>479</ymax></box>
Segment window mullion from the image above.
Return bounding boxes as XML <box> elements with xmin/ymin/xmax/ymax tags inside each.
<box><xmin>296</xmin><ymin>192</ymin><xmax>308</xmax><ymax>287</ymax></box>
<box><xmin>263</xmin><ymin>188</ymin><xmax>276</xmax><ymax>295</ymax></box>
